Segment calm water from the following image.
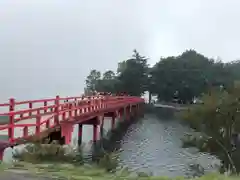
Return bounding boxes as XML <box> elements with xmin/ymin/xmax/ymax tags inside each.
<box><xmin>118</xmin><ymin>114</ymin><xmax>220</xmax><ymax>177</ymax></box>
<box><xmin>3</xmin><ymin>114</ymin><xmax>220</xmax><ymax>177</ymax></box>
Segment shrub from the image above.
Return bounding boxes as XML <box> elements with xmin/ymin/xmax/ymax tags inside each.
<box><xmin>13</xmin><ymin>143</ymin><xmax>83</xmax><ymax>164</ymax></box>
<box><xmin>180</xmin><ymin>86</ymin><xmax>240</xmax><ymax>173</ymax></box>
<box><xmin>98</xmin><ymin>151</ymin><xmax>119</xmax><ymax>172</ymax></box>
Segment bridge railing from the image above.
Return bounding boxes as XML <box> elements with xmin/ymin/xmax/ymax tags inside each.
<box><xmin>0</xmin><ymin>96</ymin><xmax>104</xmax><ymax>115</ymax></box>
<box><xmin>0</xmin><ymin>96</ymin><xmax>101</xmax><ymax>141</ymax></box>
<box><xmin>0</xmin><ymin>95</ymin><xmax>143</xmax><ymax>143</ymax></box>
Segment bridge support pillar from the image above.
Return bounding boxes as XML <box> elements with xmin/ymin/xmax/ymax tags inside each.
<box><xmin>120</xmin><ymin>108</ymin><xmax>125</xmax><ymax>121</ymax></box>
<box><xmin>130</xmin><ymin>105</ymin><xmax>135</xmax><ymax>118</ymax></box>
<box><xmin>0</xmin><ymin>149</ymin><xmax>3</xmax><ymax>161</ymax></box>
<box><xmin>61</xmin><ymin>124</ymin><xmax>73</xmax><ymax>145</ymax></box>
<box><xmin>111</xmin><ymin>116</ymin><xmax>115</xmax><ymax>130</ymax></box>
<box><xmin>65</xmin><ymin>132</ymin><xmax>70</xmax><ymax>145</ymax></box>
<box><xmin>93</xmin><ymin>124</ymin><xmax>98</xmax><ymax>143</ymax></box>
<box><xmin>140</xmin><ymin>103</ymin><xmax>144</xmax><ymax>117</ymax></box>
<box><xmin>0</xmin><ymin>143</ymin><xmax>11</xmax><ymax>161</ymax></box>
<box><xmin>135</xmin><ymin>105</ymin><xmax>139</xmax><ymax>117</ymax></box>
<box><xmin>78</xmin><ymin>124</ymin><xmax>83</xmax><ymax>146</ymax></box>
<box><xmin>130</xmin><ymin>105</ymin><xmax>134</xmax><ymax>118</ymax></box>
<box><xmin>125</xmin><ymin>106</ymin><xmax>130</xmax><ymax>120</ymax></box>
<box><xmin>100</xmin><ymin>116</ymin><xmax>104</xmax><ymax>139</ymax></box>
<box><xmin>118</xmin><ymin>110</ymin><xmax>122</xmax><ymax>121</ymax></box>
<box><xmin>134</xmin><ymin>105</ymin><xmax>138</xmax><ymax>117</ymax></box>
<box><xmin>123</xmin><ymin>107</ymin><xmax>127</xmax><ymax>120</ymax></box>
<box><xmin>136</xmin><ymin>104</ymin><xmax>143</xmax><ymax>117</ymax></box>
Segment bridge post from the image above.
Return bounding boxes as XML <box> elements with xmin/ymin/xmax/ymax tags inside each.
<box><xmin>35</xmin><ymin>115</ymin><xmax>41</xmax><ymax>135</ymax></box>
<box><xmin>69</xmin><ymin>103</ymin><xmax>72</xmax><ymax>118</ymax></box>
<box><xmin>88</xmin><ymin>97</ymin><xmax>91</xmax><ymax>112</ymax></box>
<box><xmin>29</xmin><ymin>102</ymin><xmax>33</xmax><ymax>116</ymax></box>
<box><xmin>54</xmin><ymin>95</ymin><xmax>60</xmax><ymax>125</ymax></box>
<box><xmin>8</xmin><ymin>98</ymin><xmax>15</xmax><ymax>142</ymax></box>
<box><xmin>9</xmin><ymin>98</ymin><xmax>15</xmax><ymax>112</ymax></box>
<box><xmin>78</xmin><ymin>124</ymin><xmax>82</xmax><ymax>146</ymax></box>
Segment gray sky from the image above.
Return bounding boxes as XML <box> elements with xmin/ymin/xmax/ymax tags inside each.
<box><xmin>0</xmin><ymin>0</ymin><xmax>240</xmax><ymax>101</ymax></box>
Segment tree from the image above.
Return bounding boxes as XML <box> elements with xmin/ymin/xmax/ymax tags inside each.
<box><xmin>95</xmin><ymin>70</ymin><xmax>118</xmax><ymax>93</ymax></box>
<box><xmin>85</xmin><ymin>70</ymin><xmax>101</xmax><ymax>93</ymax></box>
<box><xmin>117</xmin><ymin>50</ymin><xmax>149</xmax><ymax>96</ymax></box>
<box><xmin>85</xmin><ymin>49</ymin><xmax>235</xmax><ymax>100</ymax></box>
<box><xmin>83</xmin><ymin>49</ymin><xmax>240</xmax><ymax>173</ymax></box>
<box><xmin>225</xmin><ymin>60</ymin><xmax>240</xmax><ymax>81</ymax></box>
<box><xmin>103</xmin><ymin>70</ymin><xmax>115</xmax><ymax>80</ymax></box>
<box><xmin>117</xmin><ymin>61</ymin><xmax>127</xmax><ymax>75</ymax></box>
<box><xmin>151</xmin><ymin>50</ymin><xmax>234</xmax><ymax>103</ymax></box>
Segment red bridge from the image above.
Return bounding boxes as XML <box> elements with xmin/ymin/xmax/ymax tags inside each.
<box><xmin>0</xmin><ymin>94</ymin><xmax>144</xmax><ymax>160</ymax></box>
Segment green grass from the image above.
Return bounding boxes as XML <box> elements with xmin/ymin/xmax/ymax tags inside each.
<box><xmin>0</xmin><ymin>162</ymin><xmax>239</xmax><ymax>180</ymax></box>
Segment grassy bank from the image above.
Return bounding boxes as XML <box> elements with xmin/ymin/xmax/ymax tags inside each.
<box><xmin>0</xmin><ymin>114</ymin><xmax>141</xmax><ymax>178</ymax></box>
<box><xmin>0</xmin><ymin>162</ymin><xmax>238</xmax><ymax>180</ymax></box>
<box><xmin>0</xmin><ymin>117</ymin><xmax>155</xmax><ymax>179</ymax></box>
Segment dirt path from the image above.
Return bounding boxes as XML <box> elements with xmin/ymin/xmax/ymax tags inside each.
<box><xmin>0</xmin><ymin>171</ymin><xmax>53</xmax><ymax>180</ymax></box>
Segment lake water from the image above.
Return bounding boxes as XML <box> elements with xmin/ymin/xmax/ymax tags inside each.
<box><xmin>118</xmin><ymin>114</ymin><xmax>220</xmax><ymax>177</ymax></box>
<box><xmin>2</xmin><ymin>113</ymin><xmax>220</xmax><ymax>177</ymax></box>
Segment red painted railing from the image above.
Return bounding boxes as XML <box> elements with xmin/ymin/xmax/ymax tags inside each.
<box><xmin>0</xmin><ymin>95</ymin><xmax>144</xmax><ymax>145</ymax></box>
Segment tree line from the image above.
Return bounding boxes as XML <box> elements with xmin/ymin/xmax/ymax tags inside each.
<box><xmin>85</xmin><ymin>49</ymin><xmax>240</xmax><ymax>103</ymax></box>
<box><xmin>85</xmin><ymin>49</ymin><xmax>240</xmax><ymax>173</ymax></box>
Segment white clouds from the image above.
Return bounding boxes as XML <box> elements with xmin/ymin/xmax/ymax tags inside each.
<box><xmin>0</xmin><ymin>0</ymin><xmax>240</xmax><ymax>100</ymax></box>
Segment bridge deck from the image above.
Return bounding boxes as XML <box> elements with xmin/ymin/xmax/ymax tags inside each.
<box><xmin>0</xmin><ymin>95</ymin><xmax>144</xmax><ymax>147</ymax></box>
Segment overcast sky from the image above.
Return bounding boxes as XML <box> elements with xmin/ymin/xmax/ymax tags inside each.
<box><xmin>0</xmin><ymin>0</ymin><xmax>239</xmax><ymax>101</ymax></box>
